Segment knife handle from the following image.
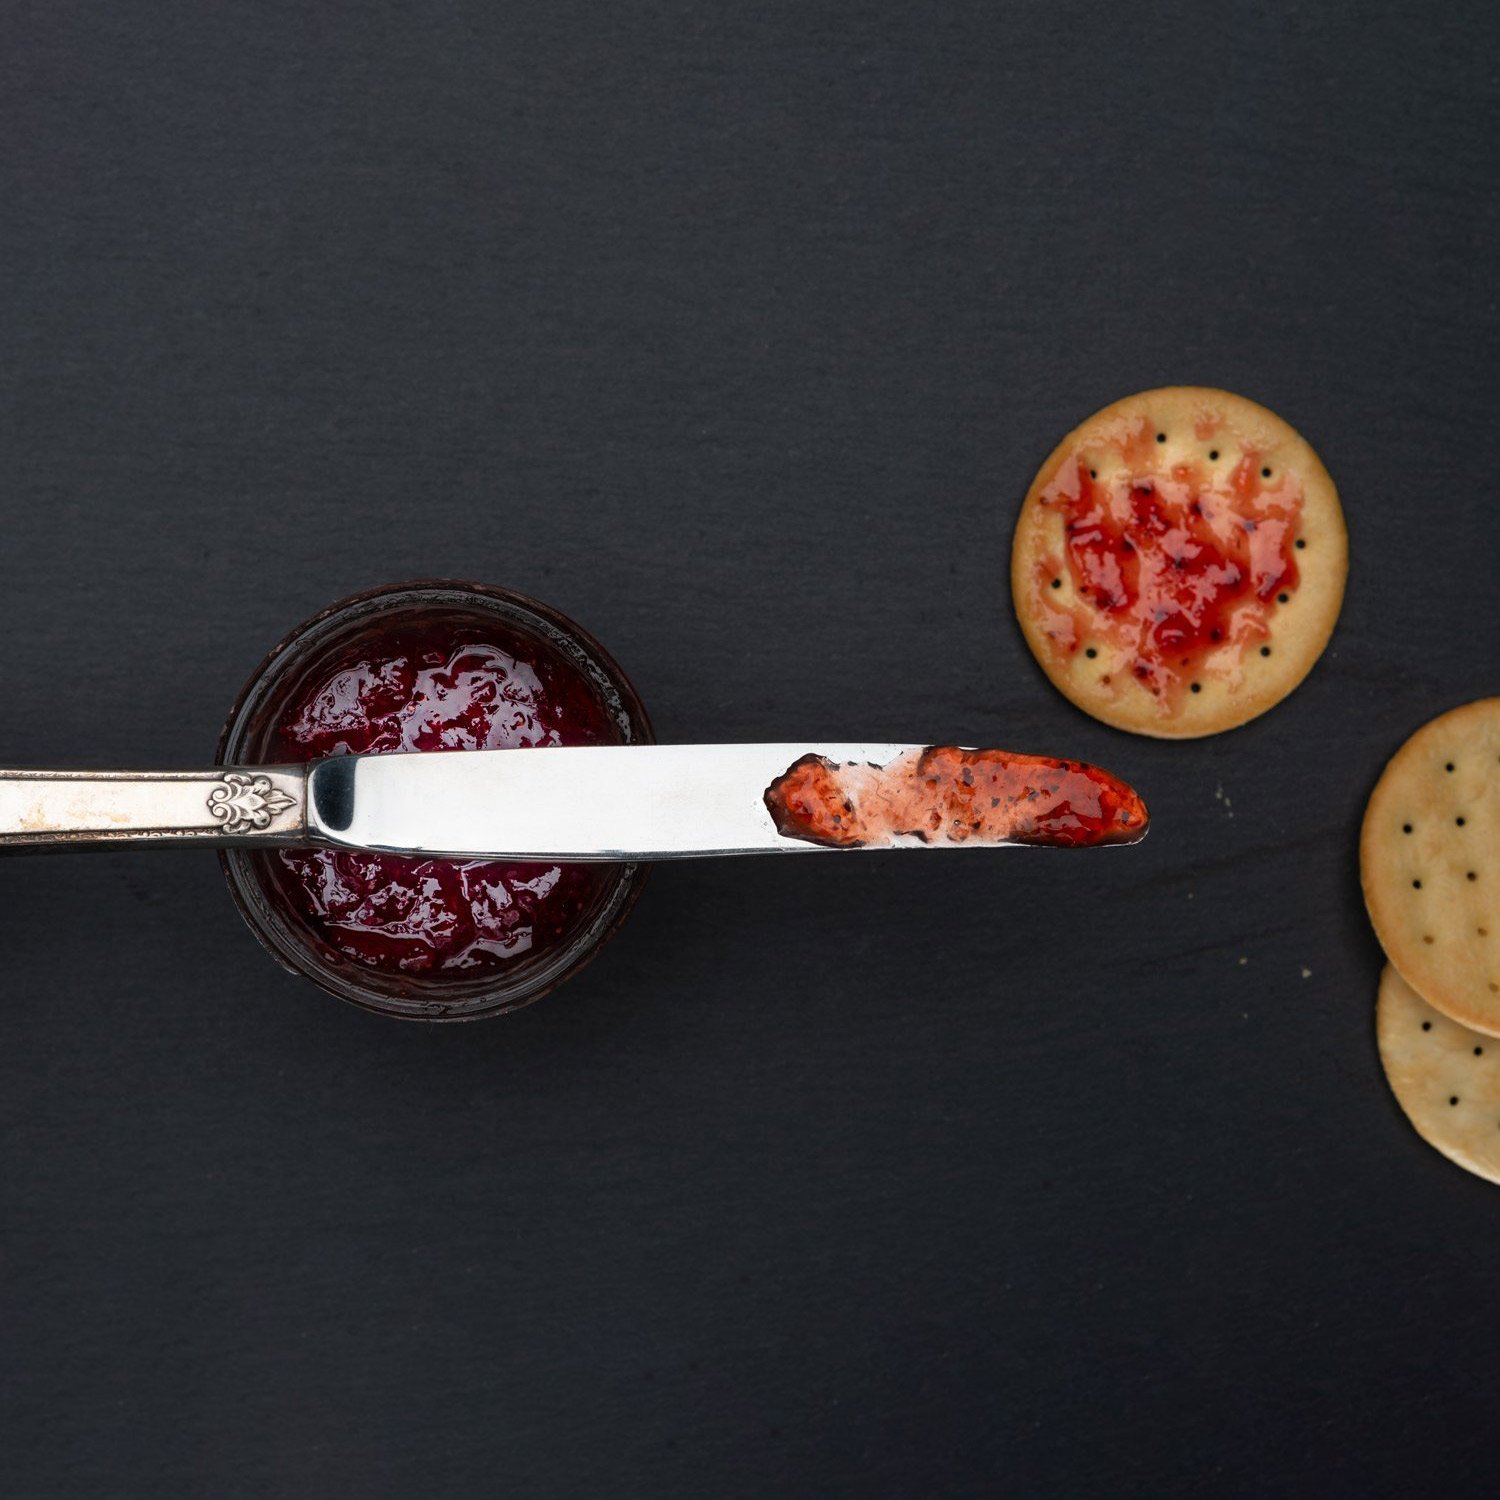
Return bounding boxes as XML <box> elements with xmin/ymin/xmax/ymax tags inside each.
<box><xmin>0</xmin><ymin>767</ymin><xmax>308</xmax><ymax>851</ymax></box>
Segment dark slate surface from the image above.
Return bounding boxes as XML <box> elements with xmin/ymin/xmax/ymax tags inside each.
<box><xmin>2</xmin><ymin>3</ymin><xmax>1498</xmax><ymax>1495</ymax></box>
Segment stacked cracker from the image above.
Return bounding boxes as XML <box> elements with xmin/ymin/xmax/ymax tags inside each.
<box><xmin>1362</xmin><ymin>700</ymin><xmax>1500</xmax><ymax>1182</ymax></box>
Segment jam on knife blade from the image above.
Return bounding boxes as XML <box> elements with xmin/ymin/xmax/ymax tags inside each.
<box><xmin>764</xmin><ymin>746</ymin><xmax>1148</xmax><ymax>850</ymax></box>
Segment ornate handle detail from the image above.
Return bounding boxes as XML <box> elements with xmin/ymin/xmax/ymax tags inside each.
<box><xmin>0</xmin><ymin>766</ymin><xmax>308</xmax><ymax>850</ymax></box>
<box><xmin>208</xmin><ymin>773</ymin><xmax>300</xmax><ymax>833</ymax></box>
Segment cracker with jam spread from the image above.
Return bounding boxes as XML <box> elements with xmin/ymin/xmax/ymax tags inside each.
<box><xmin>1011</xmin><ymin>387</ymin><xmax>1347</xmax><ymax>738</ymax></box>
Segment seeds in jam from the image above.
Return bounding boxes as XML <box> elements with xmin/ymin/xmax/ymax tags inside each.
<box><xmin>764</xmin><ymin>747</ymin><xmax>1148</xmax><ymax>850</ymax></box>
<box><xmin>1030</xmin><ymin>426</ymin><xmax>1302</xmax><ymax>704</ymax></box>
<box><xmin>267</xmin><ymin>620</ymin><xmax>622</xmax><ymax>976</ymax></box>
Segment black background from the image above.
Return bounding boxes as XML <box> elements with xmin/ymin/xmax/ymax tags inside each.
<box><xmin>2</xmin><ymin>2</ymin><xmax>1498</xmax><ymax>1495</ymax></box>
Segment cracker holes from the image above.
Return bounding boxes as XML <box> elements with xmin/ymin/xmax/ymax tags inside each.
<box><xmin>1089</xmin><ymin>469</ymin><xmax>1097</xmax><ymax>479</ymax></box>
<box><xmin>1295</xmin><ymin>539</ymin><xmax>1306</xmax><ymax>549</ymax></box>
<box><xmin>1190</xmin><ymin>682</ymin><xmax>1202</xmax><ymax>694</ymax></box>
<box><xmin>1457</xmin><ymin>816</ymin><xmax>1467</xmax><ymax>826</ymax></box>
<box><xmin>1051</xmin><ymin>578</ymin><xmax>1062</xmax><ymax>590</ymax></box>
<box><xmin>1402</xmin><ymin>824</ymin><xmax>1413</xmax><ymax>834</ymax></box>
<box><xmin>1476</xmin><ymin>1047</ymin><xmax>1485</xmax><ymax>1056</ymax></box>
<box><xmin>1422</xmin><ymin>1021</ymin><xmax>1432</xmax><ymax>1031</ymax></box>
<box><xmin>1208</xmin><ymin>449</ymin><xmax>1219</xmax><ymax>460</ymax></box>
<box><xmin>1450</xmin><ymin>1096</ymin><xmax>1460</xmax><ymax>1106</ymax></box>
<box><xmin>1446</xmin><ymin>762</ymin><xmax>1455</xmax><ymax>772</ymax></box>
<box><xmin>1423</xmin><ymin>935</ymin><xmax>1435</xmax><ymax>945</ymax></box>
<box><xmin>1468</xmin><ymin>872</ymin><xmax>1478</xmax><ymax>882</ymax></box>
<box><xmin>1412</xmin><ymin>879</ymin><xmax>1422</xmax><ymax>889</ymax></box>
<box><xmin>1278</xmin><ymin>592</ymin><xmax>1290</xmax><ymax>604</ymax></box>
<box><xmin>1260</xmin><ymin>646</ymin><xmax>1272</xmax><ymax>657</ymax></box>
<box><xmin>1156</xmin><ymin>432</ymin><xmax>1166</xmax><ymax>443</ymax></box>
<box><xmin>1261</xmin><ymin>467</ymin><xmax>1272</xmax><ymax>478</ymax></box>
<box><xmin>1085</xmin><ymin>647</ymin><xmax>1098</xmax><ymax>659</ymax></box>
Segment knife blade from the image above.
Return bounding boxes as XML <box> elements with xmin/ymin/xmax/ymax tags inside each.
<box><xmin>306</xmin><ymin>743</ymin><xmax>1149</xmax><ymax>860</ymax></box>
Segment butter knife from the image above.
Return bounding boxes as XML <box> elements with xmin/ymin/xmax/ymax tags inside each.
<box><xmin>0</xmin><ymin>743</ymin><xmax>1148</xmax><ymax>858</ymax></box>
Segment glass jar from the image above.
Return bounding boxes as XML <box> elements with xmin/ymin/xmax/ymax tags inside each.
<box><xmin>217</xmin><ymin>581</ymin><xmax>653</xmax><ymax>1020</ymax></box>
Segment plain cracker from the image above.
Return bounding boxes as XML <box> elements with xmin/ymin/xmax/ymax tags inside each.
<box><xmin>1010</xmin><ymin>387</ymin><xmax>1348</xmax><ymax>738</ymax></box>
<box><xmin>1361</xmin><ymin>697</ymin><xmax>1500</xmax><ymax>1033</ymax></box>
<box><xmin>1377</xmin><ymin>963</ymin><xmax>1500</xmax><ymax>1184</ymax></box>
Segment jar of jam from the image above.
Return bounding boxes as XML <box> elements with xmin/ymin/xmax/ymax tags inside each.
<box><xmin>218</xmin><ymin>582</ymin><xmax>653</xmax><ymax>1020</ymax></box>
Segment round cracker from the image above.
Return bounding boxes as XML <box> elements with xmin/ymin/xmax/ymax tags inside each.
<box><xmin>1377</xmin><ymin>963</ymin><xmax>1500</xmax><ymax>1184</ymax></box>
<box><xmin>1361</xmin><ymin>698</ymin><xmax>1500</xmax><ymax>1033</ymax></box>
<box><xmin>1010</xmin><ymin>387</ymin><xmax>1348</xmax><ymax>738</ymax></box>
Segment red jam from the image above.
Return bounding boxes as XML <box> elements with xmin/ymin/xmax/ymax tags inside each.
<box><xmin>1033</xmin><ymin>428</ymin><xmax>1302</xmax><ymax>702</ymax></box>
<box><xmin>267</xmin><ymin>619</ymin><xmax>624</xmax><ymax>976</ymax></box>
<box><xmin>765</xmin><ymin>747</ymin><xmax>1147</xmax><ymax>849</ymax></box>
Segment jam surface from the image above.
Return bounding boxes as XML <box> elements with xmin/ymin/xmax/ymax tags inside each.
<box><xmin>1031</xmin><ymin>419</ymin><xmax>1302</xmax><ymax>703</ymax></box>
<box><xmin>269</xmin><ymin>619</ymin><xmax>623</xmax><ymax>976</ymax></box>
<box><xmin>765</xmin><ymin>747</ymin><xmax>1148</xmax><ymax>850</ymax></box>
